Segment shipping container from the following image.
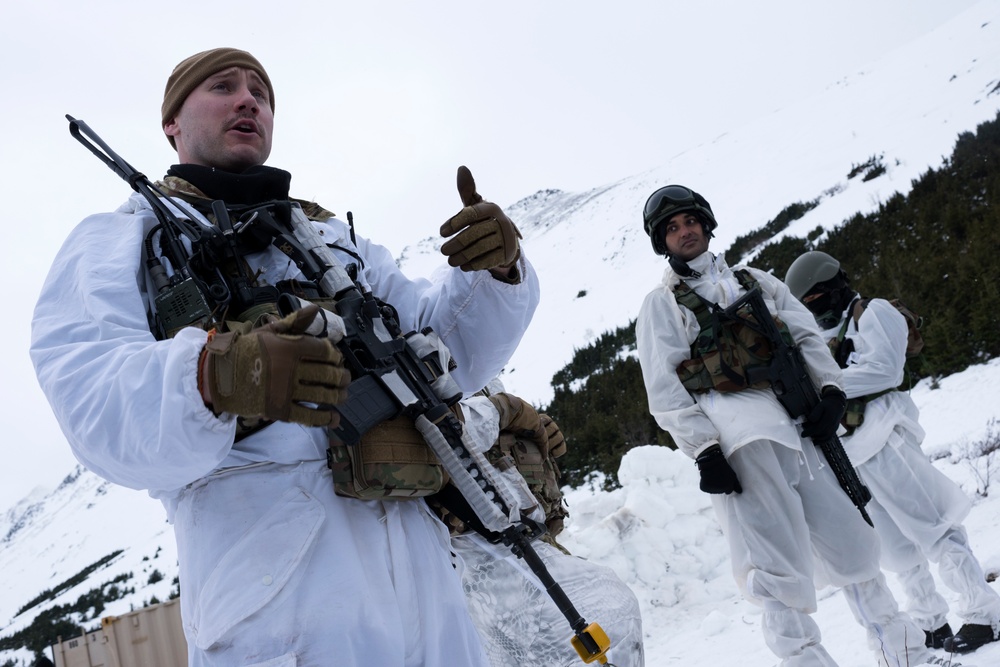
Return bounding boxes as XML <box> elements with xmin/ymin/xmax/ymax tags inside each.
<box><xmin>49</xmin><ymin>599</ymin><xmax>186</xmax><ymax>667</ymax></box>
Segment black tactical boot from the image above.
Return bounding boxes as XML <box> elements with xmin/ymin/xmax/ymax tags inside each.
<box><xmin>925</xmin><ymin>623</ymin><xmax>953</xmax><ymax>649</ymax></box>
<box><xmin>942</xmin><ymin>622</ymin><xmax>998</xmax><ymax>653</ymax></box>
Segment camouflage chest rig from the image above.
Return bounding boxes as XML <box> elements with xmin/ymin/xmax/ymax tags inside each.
<box><xmin>154</xmin><ymin>178</ymin><xmax>447</xmax><ymax>499</ymax></box>
<box><xmin>674</xmin><ymin>269</ymin><xmax>793</xmax><ymax>393</ymax></box>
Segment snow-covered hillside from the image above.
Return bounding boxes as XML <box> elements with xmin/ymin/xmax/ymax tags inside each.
<box><xmin>5</xmin><ymin>3</ymin><xmax>1000</xmax><ymax>666</ymax></box>
<box><xmin>398</xmin><ymin>1</ymin><xmax>1000</xmax><ymax>407</ymax></box>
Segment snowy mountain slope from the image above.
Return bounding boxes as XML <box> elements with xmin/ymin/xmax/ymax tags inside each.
<box><xmin>399</xmin><ymin>1</ymin><xmax>1000</xmax><ymax>407</ymax></box>
<box><xmin>0</xmin><ymin>470</ymin><xmax>178</xmax><ymax>665</ymax></box>
<box><xmin>5</xmin><ymin>3</ymin><xmax>1000</xmax><ymax>666</ymax></box>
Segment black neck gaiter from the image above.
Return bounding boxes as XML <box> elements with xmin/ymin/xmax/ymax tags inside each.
<box><xmin>167</xmin><ymin>164</ymin><xmax>292</xmax><ymax>205</ymax></box>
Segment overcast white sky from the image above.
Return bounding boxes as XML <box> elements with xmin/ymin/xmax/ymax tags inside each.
<box><xmin>0</xmin><ymin>1</ymin><xmax>984</xmax><ymax>510</ymax></box>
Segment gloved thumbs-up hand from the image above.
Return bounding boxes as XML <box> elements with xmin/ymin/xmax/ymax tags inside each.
<box><xmin>440</xmin><ymin>166</ymin><xmax>522</xmax><ymax>276</ymax></box>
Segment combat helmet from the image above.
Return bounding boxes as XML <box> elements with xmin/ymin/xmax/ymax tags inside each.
<box><xmin>785</xmin><ymin>250</ymin><xmax>854</xmax><ymax>328</ymax></box>
<box><xmin>784</xmin><ymin>251</ymin><xmax>842</xmax><ymax>299</ymax></box>
<box><xmin>642</xmin><ymin>185</ymin><xmax>717</xmax><ymax>256</ymax></box>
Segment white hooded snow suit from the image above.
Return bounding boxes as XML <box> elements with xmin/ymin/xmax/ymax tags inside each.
<box><xmin>828</xmin><ymin>296</ymin><xmax>1000</xmax><ymax>634</ymax></box>
<box><xmin>30</xmin><ymin>190</ymin><xmax>540</xmax><ymax>667</ymax></box>
<box><xmin>635</xmin><ymin>252</ymin><xmax>929</xmax><ymax>667</ymax></box>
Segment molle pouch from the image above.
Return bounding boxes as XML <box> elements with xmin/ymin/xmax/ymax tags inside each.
<box><xmin>232</xmin><ymin>301</ymin><xmax>280</xmax><ymax>330</ymax></box>
<box><xmin>678</xmin><ymin>315</ymin><xmax>775</xmax><ymax>393</ymax></box>
<box><xmin>538</xmin><ymin>455</ymin><xmax>568</xmax><ymax>537</ymax></box>
<box><xmin>327</xmin><ymin>416</ymin><xmax>446</xmax><ymax>499</ymax></box>
<box><xmin>488</xmin><ymin>433</ymin><xmax>568</xmax><ymax>537</ymax></box>
<box><xmin>841</xmin><ymin>398</ymin><xmax>868</xmax><ymax>435</ymax></box>
<box><xmin>676</xmin><ymin>356</ymin><xmax>713</xmax><ymax>393</ymax></box>
<box><xmin>495</xmin><ymin>432</ymin><xmax>546</xmax><ymax>488</ymax></box>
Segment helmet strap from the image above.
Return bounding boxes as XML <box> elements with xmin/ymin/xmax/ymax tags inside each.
<box><xmin>699</xmin><ymin>216</ymin><xmax>714</xmax><ymax>239</ymax></box>
<box><xmin>668</xmin><ymin>254</ymin><xmax>701</xmax><ymax>279</ymax></box>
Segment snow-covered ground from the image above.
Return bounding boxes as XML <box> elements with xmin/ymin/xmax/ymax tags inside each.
<box><xmin>560</xmin><ymin>358</ymin><xmax>1000</xmax><ymax>666</ymax></box>
<box><xmin>6</xmin><ymin>360</ymin><xmax>998</xmax><ymax>667</ymax></box>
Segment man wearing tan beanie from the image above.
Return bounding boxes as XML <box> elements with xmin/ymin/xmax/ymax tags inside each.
<box><xmin>161</xmin><ymin>47</ymin><xmax>275</xmax><ymax>172</ymax></box>
<box><xmin>32</xmin><ymin>47</ymin><xmax>542</xmax><ymax>667</ymax></box>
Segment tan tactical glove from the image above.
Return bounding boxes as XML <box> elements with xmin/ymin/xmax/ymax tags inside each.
<box><xmin>489</xmin><ymin>392</ymin><xmax>546</xmax><ymax>447</ymax></box>
<box><xmin>539</xmin><ymin>414</ymin><xmax>566</xmax><ymax>458</ymax></box>
<box><xmin>199</xmin><ymin>305</ymin><xmax>350</xmax><ymax>427</ymax></box>
<box><xmin>440</xmin><ymin>166</ymin><xmax>522</xmax><ymax>277</ymax></box>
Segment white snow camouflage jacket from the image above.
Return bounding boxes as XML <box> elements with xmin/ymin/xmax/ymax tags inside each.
<box><xmin>30</xmin><ymin>190</ymin><xmax>540</xmax><ymax>666</ymax></box>
<box><xmin>821</xmin><ymin>296</ymin><xmax>925</xmax><ymax>465</ymax></box>
<box><xmin>636</xmin><ymin>252</ymin><xmax>843</xmax><ymax>460</ymax></box>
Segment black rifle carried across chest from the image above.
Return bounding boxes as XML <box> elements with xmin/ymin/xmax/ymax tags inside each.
<box><xmin>677</xmin><ymin>269</ymin><xmax>873</xmax><ymax>527</ymax></box>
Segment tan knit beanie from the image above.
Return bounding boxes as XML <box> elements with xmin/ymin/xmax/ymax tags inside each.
<box><xmin>161</xmin><ymin>48</ymin><xmax>275</xmax><ymax>147</ymax></box>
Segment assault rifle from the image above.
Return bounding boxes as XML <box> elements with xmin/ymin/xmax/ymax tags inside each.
<box><xmin>279</xmin><ymin>202</ymin><xmax>614</xmax><ymax>666</ymax></box>
<box><xmin>725</xmin><ymin>286</ymin><xmax>874</xmax><ymax>527</ymax></box>
<box><xmin>67</xmin><ymin>116</ymin><xmax>613</xmax><ymax>665</ymax></box>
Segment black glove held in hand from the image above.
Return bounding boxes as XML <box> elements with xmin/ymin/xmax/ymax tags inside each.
<box><xmin>200</xmin><ymin>306</ymin><xmax>351</xmax><ymax>427</ymax></box>
<box><xmin>800</xmin><ymin>386</ymin><xmax>847</xmax><ymax>440</ymax></box>
<box><xmin>440</xmin><ymin>166</ymin><xmax>522</xmax><ymax>273</ymax></box>
<box><xmin>695</xmin><ymin>445</ymin><xmax>742</xmax><ymax>495</ymax></box>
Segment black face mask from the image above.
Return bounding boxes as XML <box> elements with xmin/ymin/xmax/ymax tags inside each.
<box><xmin>813</xmin><ymin>308</ymin><xmax>842</xmax><ymax>330</ymax></box>
<box><xmin>804</xmin><ymin>283</ymin><xmax>856</xmax><ymax>329</ymax></box>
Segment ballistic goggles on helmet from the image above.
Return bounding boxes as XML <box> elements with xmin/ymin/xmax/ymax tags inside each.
<box><xmin>643</xmin><ymin>185</ymin><xmax>700</xmax><ymax>221</ymax></box>
<box><xmin>642</xmin><ymin>184</ymin><xmax>717</xmax><ymax>256</ymax></box>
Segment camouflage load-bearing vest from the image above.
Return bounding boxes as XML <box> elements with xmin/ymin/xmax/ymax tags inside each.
<box><xmin>829</xmin><ymin>296</ymin><xmax>925</xmax><ymax>435</ymax></box>
<box><xmin>675</xmin><ymin>269</ymin><xmax>791</xmax><ymax>394</ymax></box>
